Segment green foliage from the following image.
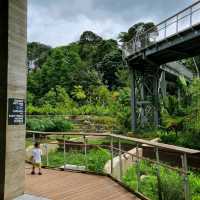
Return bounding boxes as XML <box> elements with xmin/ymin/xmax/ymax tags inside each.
<box><xmin>123</xmin><ymin>161</ymin><xmax>200</xmax><ymax>200</ymax></box>
<box><xmin>184</xmin><ymin>79</ymin><xmax>200</xmax><ymax>133</ymax></box>
<box><xmin>118</xmin><ymin>22</ymin><xmax>155</xmax><ymax>43</ymax></box>
<box><xmin>190</xmin><ymin>172</ymin><xmax>200</xmax><ymax>199</ymax></box>
<box><xmin>26</xmin><ymin>117</ymin><xmax>73</xmax><ymax>132</ymax></box>
<box><xmin>71</xmin><ymin>85</ymin><xmax>86</xmax><ymax>102</ymax></box>
<box><xmin>27</xmin><ymin>42</ymin><xmax>51</xmax><ymax>70</ymax></box>
<box><xmin>160</xmin><ymin>131</ymin><xmax>200</xmax><ymax>150</ymax></box>
<box><xmin>80</xmin><ymin>31</ymin><xmax>102</xmax><ymax>44</ymax></box>
<box><xmin>27</xmin><ymin>28</ymin><xmax>200</xmax><ymax>137</ymax></box>
<box><xmin>42</xmin><ymin>148</ymin><xmax>110</xmax><ymax>173</ymax></box>
<box><xmin>87</xmin><ymin>148</ymin><xmax>111</xmax><ymax>173</ymax></box>
<box><xmin>40</xmin><ymin>86</ymin><xmax>74</xmax><ymax>108</ymax></box>
<box><xmin>92</xmin><ymin>85</ymin><xmax>111</xmax><ymax>105</ymax></box>
<box><xmin>160</xmin><ymin>79</ymin><xmax>200</xmax><ymax>149</ymax></box>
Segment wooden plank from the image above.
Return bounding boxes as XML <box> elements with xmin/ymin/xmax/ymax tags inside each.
<box><xmin>25</xmin><ymin>167</ymin><xmax>140</xmax><ymax>200</ymax></box>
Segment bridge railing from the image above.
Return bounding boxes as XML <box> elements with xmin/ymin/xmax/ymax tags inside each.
<box><xmin>26</xmin><ymin>131</ymin><xmax>199</xmax><ymax>200</ymax></box>
<box><xmin>123</xmin><ymin>1</ymin><xmax>200</xmax><ymax>57</ymax></box>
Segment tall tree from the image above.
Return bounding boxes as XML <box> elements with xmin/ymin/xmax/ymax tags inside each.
<box><xmin>27</xmin><ymin>42</ymin><xmax>51</xmax><ymax>70</ymax></box>
<box><xmin>118</xmin><ymin>22</ymin><xmax>156</xmax><ymax>46</ymax></box>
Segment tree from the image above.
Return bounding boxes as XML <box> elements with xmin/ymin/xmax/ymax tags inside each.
<box><xmin>183</xmin><ymin>57</ymin><xmax>200</xmax><ymax>78</ymax></box>
<box><xmin>98</xmin><ymin>50</ymin><xmax>123</xmax><ymax>89</ymax></box>
<box><xmin>40</xmin><ymin>86</ymin><xmax>74</xmax><ymax>108</ymax></box>
<box><xmin>79</xmin><ymin>31</ymin><xmax>102</xmax><ymax>62</ymax></box>
<box><xmin>118</xmin><ymin>22</ymin><xmax>156</xmax><ymax>48</ymax></box>
<box><xmin>27</xmin><ymin>42</ymin><xmax>51</xmax><ymax>71</ymax></box>
<box><xmin>80</xmin><ymin>31</ymin><xmax>102</xmax><ymax>44</ymax></box>
<box><xmin>28</xmin><ymin>47</ymin><xmax>82</xmax><ymax>97</ymax></box>
<box><xmin>92</xmin><ymin>85</ymin><xmax>111</xmax><ymax>105</ymax></box>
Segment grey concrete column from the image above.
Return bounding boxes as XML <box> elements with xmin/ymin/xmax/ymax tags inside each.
<box><xmin>130</xmin><ymin>68</ymin><xmax>137</xmax><ymax>131</ymax></box>
<box><xmin>0</xmin><ymin>1</ymin><xmax>27</xmax><ymax>200</ymax></box>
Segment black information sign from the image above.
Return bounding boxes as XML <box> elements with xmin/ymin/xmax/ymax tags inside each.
<box><xmin>8</xmin><ymin>98</ymin><xmax>25</xmax><ymax>125</ymax></box>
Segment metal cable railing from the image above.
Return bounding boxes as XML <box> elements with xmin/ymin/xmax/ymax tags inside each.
<box><xmin>123</xmin><ymin>1</ymin><xmax>200</xmax><ymax>57</ymax></box>
<box><xmin>26</xmin><ymin>131</ymin><xmax>200</xmax><ymax>200</ymax></box>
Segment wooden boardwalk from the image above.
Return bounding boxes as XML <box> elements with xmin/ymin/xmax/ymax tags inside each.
<box><xmin>25</xmin><ymin>166</ymin><xmax>140</xmax><ymax>200</ymax></box>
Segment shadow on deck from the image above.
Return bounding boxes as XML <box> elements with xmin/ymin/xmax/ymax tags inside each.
<box><xmin>25</xmin><ymin>166</ymin><xmax>140</xmax><ymax>200</ymax></box>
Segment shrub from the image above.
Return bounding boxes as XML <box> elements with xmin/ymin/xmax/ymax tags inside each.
<box><xmin>42</xmin><ymin>148</ymin><xmax>110</xmax><ymax>173</ymax></box>
<box><xmin>160</xmin><ymin>131</ymin><xmax>200</xmax><ymax>150</ymax></box>
<box><xmin>189</xmin><ymin>172</ymin><xmax>200</xmax><ymax>200</ymax></box>
<box><xmin>123</xmin><ymin>161</ymin><xmax>199</xmax><ymax>200</ymax></box>
<box><xmin>87</xmin><ymin>148</ymin><xmax>111</xmax><ymax>173</ymax></box>
<box><xmin>26</xmin><ymin>117</ymin><xmax>73</xmax><ymax>132</ymax></box>
<box><xmin>160</xmin><ymin>167</ymin><xmax>183</xmax><ymax>200</ymax></box>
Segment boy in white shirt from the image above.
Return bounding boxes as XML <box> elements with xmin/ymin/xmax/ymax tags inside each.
<box><xmin>31</xmin><ymin>142</ymin><xmax>43</xmax><ymax>175</ymax></box>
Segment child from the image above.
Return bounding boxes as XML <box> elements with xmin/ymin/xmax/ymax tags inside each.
<box><xmin>31</xmin><ymin>142</ymin><xmax>43</xmax><ymax>175</ymax></box>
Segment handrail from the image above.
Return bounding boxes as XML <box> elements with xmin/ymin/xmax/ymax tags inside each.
<box><xmin>139</xmin><ymin>1</ymin><xmax>200</xmax><ymax>38</ymax></box>
<box><xmin>123</xmin><ymin>1</ymin><xmax>200</xmax><ymax>57</ymax></box>
<box><xmin>27</xmin><ymin>130</ymin><xmax>199</xmax><ymax>200</ymax></box>
<box><xmin>27</xmin><ymin>130</ymin><xmax>200</xmax><ymax>154</ymax></box>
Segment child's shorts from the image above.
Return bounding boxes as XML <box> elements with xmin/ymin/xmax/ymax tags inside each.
<box><xmin>33</xmin><ymin>162</ymin><xmax>41</xmax><ymax>168</ymax></box>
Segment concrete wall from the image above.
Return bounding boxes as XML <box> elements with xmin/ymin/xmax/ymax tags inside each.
<box><xmin>104</xmin><ymin>148</ymin><xmax>143</xmax><ymax>181</ymax></box>
<box><xmin>0</xmin><ymin>1</ymin><xmax>27</xmax><ymax>200</ymax></box>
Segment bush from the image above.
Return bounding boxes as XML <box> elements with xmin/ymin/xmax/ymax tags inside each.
<box><xmin>190</xmin><ymin>172</ymin><xmax>200</xmax><ymax>200</ymax></box>
<box><xmin>160</xmin><ymin>131</ymin><xmax>200</xmax><ymax>150</ymax></box>
<box><xmin>87</xmin><ymin>148</ymin><xmax>111</xmax><ymax>172</ymax></box>
<box><xmin>26</xmin><ymin>117</ymin><xmax>73</xmax><ymax>132</ymax></box>
<box><xmin>42</xmin><ymin>148</ymin><xmax>110</xmax><ymax>173</ymax></box>
<box><xmin>123</xmin><ymin>161</ymin><xmax>200</xmax><ymax>200</ymax></box>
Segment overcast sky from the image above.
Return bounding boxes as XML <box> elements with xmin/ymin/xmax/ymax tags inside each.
<box><xmin>28</xmin><ymin>0</ymin><xmax>195</xmax><ymax>47</ymax></box>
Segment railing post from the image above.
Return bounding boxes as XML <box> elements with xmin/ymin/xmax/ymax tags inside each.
<box><xmin>190</xmin><ymin>7</ymin><xmax>193</xmax><ymax>27</ymax></box>
<box><xmin>155</xmin><ymin>147</ymin><xmax>162</xmax><ymax>200</ymax></box>
<box><xmin>118</xmin><ymin>138</ymin><xmax>123</xmax><ymax>180</ymax></box>
<box><xmin>83</xmin><ymin>135</ymin><xmax>87</xmax><ymax>169</ymax></box>
<box><xmin>110</xmin><ymin>136</ymin><xmax>114</xmax><ymax>175</ymax></box>
<box><xmin>136</xmin><ymin>144</ymin><xmax>140</xmax><ymax>192</ymax></box>
<box><xmin>63</xmin><ymin>135</ymin><xmax>66</xmax><ymax>170</ymax></box>
<box><xmin>181</xmin><ymin>153</ymin><xmax>190</xmax><ymax>200</ymax></box>
<box><xmin>164</xmin><ymin>21</ymin><xmax>167</xmax><ymax>38</ymax></box>
<box><xmin>45</xmin><ymin>136</ymin><xmax>49</xmax><ymax>167</ymax></box>
<box><xmin>32</xmin><ymin>133</ymin><xmax>35</xmax><ymax>144</ymax></box>
<box><xmin>176</xmin><ymin>15</ymin><xmax>179</xmax><ymax>33</ymax></box>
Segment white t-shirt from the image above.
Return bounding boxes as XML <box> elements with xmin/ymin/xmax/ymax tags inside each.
<box><xmin>32</xmin><ymin>148</ymin><xmax>42</xmax><ymax>163</ymax></box>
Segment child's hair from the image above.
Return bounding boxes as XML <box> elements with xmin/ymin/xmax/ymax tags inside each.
<box><xmin>34</xmin><ymin>142</ymin><xmax>40</xmax><ymax>148</ymax></box>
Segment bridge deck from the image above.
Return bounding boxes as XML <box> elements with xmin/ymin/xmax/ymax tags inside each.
<box><xmin>25</xmin><ymin>166</ymin><xmax>140</xmax><ymax>200</ymax></box>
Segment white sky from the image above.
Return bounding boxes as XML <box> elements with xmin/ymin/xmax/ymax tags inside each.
<box><xmin>28</xmin><ymin>0</ymin><xmax>195</xmax><ymax>47</ymax></box>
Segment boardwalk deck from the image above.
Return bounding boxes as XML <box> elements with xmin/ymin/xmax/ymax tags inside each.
<box><xmin>25</xmin><ymin>166</ymin><xmax>140</xmax><ymax>200</ymax></box>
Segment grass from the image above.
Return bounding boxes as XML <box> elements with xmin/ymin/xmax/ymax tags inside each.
<box><xmin>42</xmin><ymin>147</ymin><xmax>111</xmax><ymax>173</ymax></box>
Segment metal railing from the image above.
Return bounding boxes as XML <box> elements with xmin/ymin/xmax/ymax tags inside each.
<box><xmin>27</xmin><ymin>131</ymin><xmax>200</xmax><ymax>200</ymax></box>
<box><xmin>123</xmin><ymin>1</ymin><xmax>200</xmax><ymax>57</ymax></box>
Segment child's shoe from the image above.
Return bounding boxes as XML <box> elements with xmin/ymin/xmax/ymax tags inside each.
<box><xmin>31</xmin><ymin>171</ymin><xmax>35</xmax><ymax>175</ymax></box>
<box><xmin>38</xmin><ymin>172</ymin><xmax>42</xmax><ymax>175</ymax></box>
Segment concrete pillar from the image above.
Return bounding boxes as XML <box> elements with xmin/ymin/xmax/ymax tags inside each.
<box><xmin>0</xmin><ymin>1</ymin><xmax>27</xmax><ymax>200</ymax></box>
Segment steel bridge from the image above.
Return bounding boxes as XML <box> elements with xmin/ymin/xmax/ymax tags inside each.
<box><xmin>123</xmin><ymin>1</ymin><xmax>200</xmax><ymax>130</ymax></box>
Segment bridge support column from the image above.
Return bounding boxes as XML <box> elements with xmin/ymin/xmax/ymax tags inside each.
<box><xmin>153</xmin><ymin>72</ymin><xmax>159</xmax><ymax>127</ymax></box>
<box><xmin>0</xmin><ymin>1</ymin><xmax>27</xmax><ymax>199</ymax></box>
<box><xmin>130</xmin><ymin>68</ymin><xmax>137</xmax><ymax>131</ymax></box>
<box><xmin>130</xmin><ymin>67</ymin><xmax>160</xmax><ymax>130</ymax></box>
<box><xmin>140</xmin><ymin>76</ymin><xmax>145</xmax><ymax>128</ymax></box>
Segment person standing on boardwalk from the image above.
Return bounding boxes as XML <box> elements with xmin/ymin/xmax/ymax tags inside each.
<box><xmin>31</xmin><ymin>142</ymin><xmax>43</xmax><ymax>175</ymax></box>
